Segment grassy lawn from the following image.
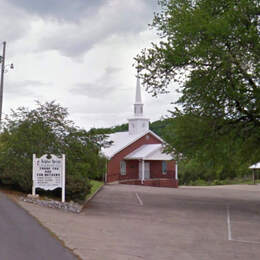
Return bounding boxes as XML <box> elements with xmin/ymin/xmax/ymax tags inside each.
<box><xmin>86</xmin><ymin>180</ymin><xmax>104</xmax><ymax>201</ymax></box>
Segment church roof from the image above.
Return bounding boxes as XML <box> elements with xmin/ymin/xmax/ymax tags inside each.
<box><xmin>124</xmin><ymin>144</ymin><xmax>173</xmax><ymax>161</ymax></box>
<box><xmin>101</xmin><ymin>130</ymin><xmax>164</xmax><ymax>159</ymax></box>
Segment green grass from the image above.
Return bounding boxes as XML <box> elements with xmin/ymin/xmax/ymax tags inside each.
<box><xmin>86</xmin><ymin>180</ymin><xmax>104</xmax><ymax>200</ymax></box>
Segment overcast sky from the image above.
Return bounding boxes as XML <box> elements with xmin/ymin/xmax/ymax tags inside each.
<box><xmin>1</xmin><ymin>0</ymin><xmax>179</xmax><ymax>130</ymax></box>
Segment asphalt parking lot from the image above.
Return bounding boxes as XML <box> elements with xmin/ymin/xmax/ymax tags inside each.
<box><xmin>83</xmin><ymin>184</ymin><xmax>260</xmax><ymax>260</ymax></box>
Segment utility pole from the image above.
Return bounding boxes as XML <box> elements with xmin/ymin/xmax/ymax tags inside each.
<box><xmin>0</xmin><ymin>41</ymin><xmax>6</xmax><ymax>123</ymax></box>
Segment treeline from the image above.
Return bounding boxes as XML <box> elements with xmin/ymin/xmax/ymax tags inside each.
<box><xmin>90</xmin><ymin>116</ymin><xmax>259</xmax><ymax>185</ymax></box>
<box><xmin>132</xmin><ymin>0</ymin><xmax>259</xmax><ymax>184</ymax></box>
<box><xmin>162</xmin><ymin>114</ymin><xmax>259</xmax><ymax>185</ymax></box>
<box><xmin>0</xmin><ymin>101</ymin><xmax>106</xmax><ymax>202</ymax></box>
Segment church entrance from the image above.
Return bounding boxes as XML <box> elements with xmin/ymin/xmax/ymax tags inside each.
<box><xmin>139</xmin><ymin>161</ymin><xmax>150</xmax><ymax>180</ymax></box>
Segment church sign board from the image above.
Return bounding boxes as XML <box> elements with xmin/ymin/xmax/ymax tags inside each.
<box><xmin>32</xmin><ymin>154</ymin><xmax>66</xmax><ymax>202</ymax></box>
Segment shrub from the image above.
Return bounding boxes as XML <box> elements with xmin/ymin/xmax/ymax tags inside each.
<box><xmin>65</xmin><ymin>175</ymin><xmax>92</xmax><ymax>202</ymax></box>
<box><xmin>0</xmin><ymin>101</ymin><xmax>105</xmax><ymax>201</ymax></box>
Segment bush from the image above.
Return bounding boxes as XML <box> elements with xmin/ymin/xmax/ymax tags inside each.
<box><xmin>189</xmin><ymin>179</ymin><xmax>208</xmax><ymax>186</ymax></box>
<box><xmin>66</xmin><ymin>175</ymin><xmax>92</xmax><ymax>202</ymax></box>
<box><xmin>0</xmin><ymin>101</ymin><xmax>105</xmax><ymax>201</ymax></box>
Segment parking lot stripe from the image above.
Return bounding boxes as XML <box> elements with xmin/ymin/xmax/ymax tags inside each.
<box><xmin>232</xmin><ymin>239</ymin><xmax>260</xmax><ymax>245</ymax></box>
<box><xmin>226</xmin><ymin>205</ymin><xmax>232</xmax><ymax>241</ymax></box>
<box><xmin>135</xmin><ymin>192</ymin><xmax>143</xmax><ymax>206</ymax></box>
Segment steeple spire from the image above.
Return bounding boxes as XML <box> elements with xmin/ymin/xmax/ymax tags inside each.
<box><xmin>128</xmin><ymin>73</ymin><xmax>150</xmax><ymax>135</ymax></box>
<box><xmin>135</xmin><ymin>75</ymin><xmax>142</xmax><ymax>104</ymax></box>
<box><xmin>134</xmin><ymin>75</ymin><xmax>144</xmax><ymax>117</ymax></box>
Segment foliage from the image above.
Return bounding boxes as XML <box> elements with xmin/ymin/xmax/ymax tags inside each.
<box><xmin>163</xmin><ymin>113</ymin><xmax>255</xmax><ymax>183</ymax></box>
<box><xmin>88</xmin><ymin>123</ymin><xmax>128</xmax><ymax>135</ymax></box>
<box><xmin>136</xmin><ymin>0</ymin><xmax>259</xmax><ymax>119</ymax></box>
<box><xmin>135</xmin><ymin>0</ymin><xmax>259</xmax><ymax>148</ymax></box>
<box><xmin>0</xmin><ymin>101</ymin><xmax>106</xmax><ymax>201</ymax></box>
<box><xmin>132</xmin><ymin>0</ymin><xmax>259</xmax><ymax>183</ymax></box>
<box><xmin>87</xmin><ymin>119</ymin><xmax>171</xmax><ymax>137</ymax></box>
<box><xmin>65</xmin><ymin>175</ymin><xmax>92</xmax><ymax>202</ymax></box>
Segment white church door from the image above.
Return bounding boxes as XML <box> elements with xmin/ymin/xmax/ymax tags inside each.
<box><xmin>139</xmin><ymin>161</ymin><xmax>150</xmax><ymax>180</ymax></box>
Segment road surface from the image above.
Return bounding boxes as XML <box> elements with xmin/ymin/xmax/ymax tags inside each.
<box><xmin>0</xmin><ymin>191</ymin><xmax>77</xmax><ymax>260</ymax></box>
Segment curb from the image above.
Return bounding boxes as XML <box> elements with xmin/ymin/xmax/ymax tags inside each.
<box><xmin>83</xmin><ymin>183</ymin><xmax>104</xmax><ymax>209</ymax></box>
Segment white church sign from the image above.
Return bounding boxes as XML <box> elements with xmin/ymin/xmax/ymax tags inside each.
<box><xmin>32</xmin><ymin>154</ymin><xmax>66</xmax><ymax>202</ymax></box>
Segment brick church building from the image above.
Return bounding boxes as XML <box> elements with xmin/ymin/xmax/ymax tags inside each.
<box><xmin>102</xmin><ymin>75</ymin><xmax>178</xmax><ymax>188</ymax></box>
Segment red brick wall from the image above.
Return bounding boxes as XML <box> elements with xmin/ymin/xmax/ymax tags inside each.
<box><xmin>107</xmin><ymin>133</ymin><xmax>161</xmax><ymax>182</ymax></box>
<box><xmin>124</xmin><ymin>160</ymin><xmax>139</xmax><ymax>180</ymax></box>
<box><xmin>120</xmin><ymin>179</ymin><xmax>178</xmax><ymax>188</ymax></box>
<box><xmin>149</xmin><ymin>160</ymin><xmax>175</xmax><ymax>179</ymax></box>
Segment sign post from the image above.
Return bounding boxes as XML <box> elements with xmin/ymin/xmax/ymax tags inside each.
<box><xmin>62</xmin><ymin>154</ymin><xmax>65</xmax><ymax>203</ymax></box>
<box><xmin>32</xmin><ymin>154</ymin><xmax>66</xmax><ymax>202</ymax></box>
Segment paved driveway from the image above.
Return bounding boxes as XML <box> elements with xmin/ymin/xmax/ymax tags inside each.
<box><xmin>16</xmin><ymin>184</ymin><xmax>260</xmax><ymax>260</ymax></box>
<box><xmin>0</xmin><ymin>191</ymin><xmax>77</xmax><ymax>260</ymax></box>
<box><xmin>83</xmin><ymin>184</ymin><xmax>260</xmax><ymax>260</ymax></box>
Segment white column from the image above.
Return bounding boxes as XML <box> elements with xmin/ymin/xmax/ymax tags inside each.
<box><xmin>32</xmin><ymin>154</ymin><xmax>36</xmax><ymax>196</ymax></box>
<box><xmin>175</xmin><ymin>162</ymin><xmax>178</xmax><ymax>180</ymax></box>
<box><xmin>62</xmin><ymin>154</ymin><xmax>66</xmax><ymax>203</ymax></box>
<box><xmin>142</xmin><ymin>160</ymin><xmax>145</xmax><ymax>184</ymax></box>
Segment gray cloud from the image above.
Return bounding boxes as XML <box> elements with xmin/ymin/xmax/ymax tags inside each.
<box><xmin>71</xmin><ymin>83</ymin><xmax>115</xmax><ymax>99</ymax></box>
<box><xmin>35</xmin><ymin>0</ymin><xmax>158</xmax><ymax>57</ymax></box>
<box><xmin>2</xmin><ymin>0</ymin><xmax>158</xmax><ymax>58</ymax></box>
<box><xmin>0</xmin><ymin>1</ymin><xmax>29</xmax><ymax>44</ymax></box>
<box><xmin>5</xmin><ymin>80</ymin><xmax>50</xmax><ymax>96</ymax></box>
<box><xmin>7</xmin><ymin>0</ymin><xmax>105</xmax><ymax>22</ymax></box>
<box><xmin>70</xmin><ymin>66</ymin><xmax>121</xmax><ymax>98</ymax></box>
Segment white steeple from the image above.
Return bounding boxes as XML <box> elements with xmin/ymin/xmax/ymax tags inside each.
<box><xmin>134</xmin><ymin>75</ymin><xmax>144</xmax><ymax>117</ymax></box>
<box><xmin>128</xmin><ymin>74</ymin><xmax>149</xmax><ymax>135</ymax></box>
<box><xmin>135</xmin><ymin>76</ymin><xmax>142</xmax><ymax>104</ymax></box>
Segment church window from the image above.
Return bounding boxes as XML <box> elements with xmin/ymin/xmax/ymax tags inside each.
<box><xmin>162</xmin><ymin>161</ymin><xmax>167</xmax><ymax>175</ymax></box>
<box><xmin>120</xmin><ymin>161</ymin><xmax>126</xmax><ymax>175</ymax></box>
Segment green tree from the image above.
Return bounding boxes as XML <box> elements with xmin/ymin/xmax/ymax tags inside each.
<box><xmin>135</xmin><ymin>0</ymin><xmax>260</xmax><ymax>179</ymax></box>
<box><xmin>162</xmin><ymin>113</ymin><xmax>252</xmax><ymax>183</ymax></box>
<box><xmin>135</xmin><ymin>0</ymin><xmax>259</xmax><ymax>138</ymax></box>
<box><xmin>0</xmin><ymin>101</ymin><xmax>106</xmax><ymax>201</ymax></box>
